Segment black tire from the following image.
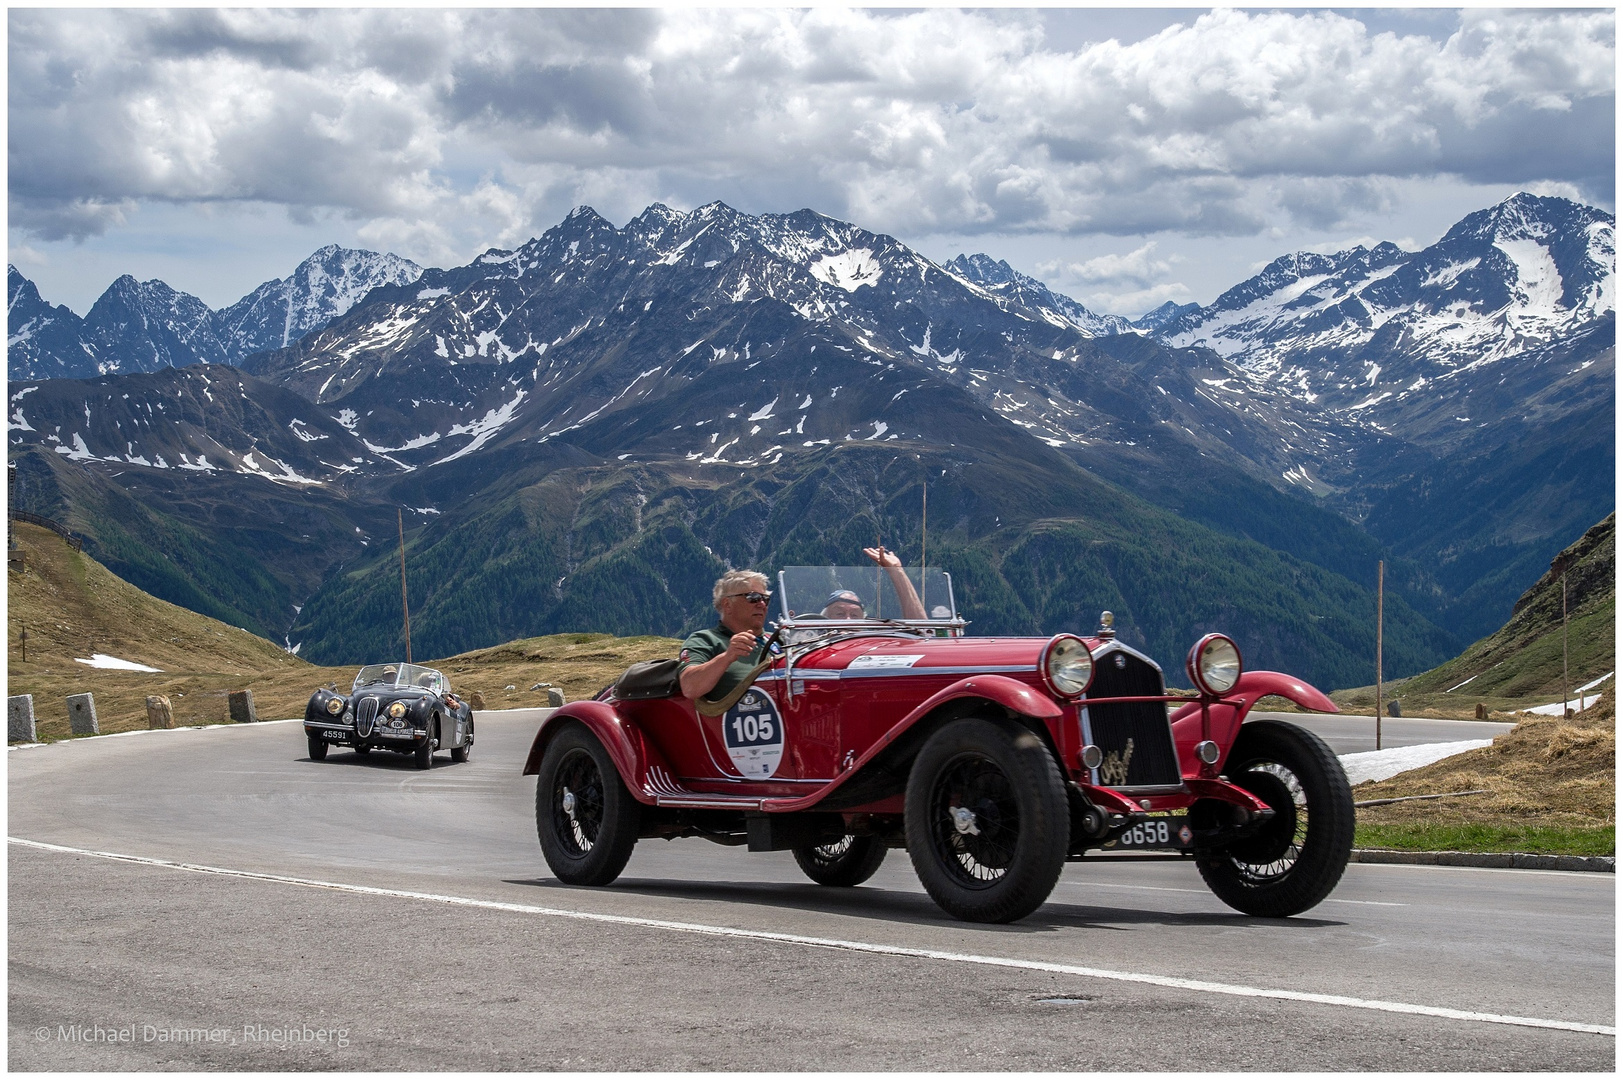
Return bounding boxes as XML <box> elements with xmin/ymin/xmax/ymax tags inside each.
<box><xmin>414</xmin><ymin>722</ymin><xmax>435</xmax><ymax>770</ymax></box>
<box><xmin>536</xmin><ymin>724</ymin><xmax>642</xmax><ymax>886</ymax></box>
<box><xmin>451</xmin><ymin>717</ymin><xmax>473</xmax><ymax>763</ymax></box>
<box><xmin>1196</xmin><ymin>719</ymin><xmax>1355</xmax><ymax>917</ymax></box>
<box><xmin>353</xmin><ymin>743</ymin><xmax>371</xmax><ymax>757</ymax></box>
<box><xmin>792</xmin><ymin>835</ymin><xmax>888</xmax><ymax>886</ymax></box>
<box><xmin>307</xmin><ymin>735</ymin><xmax>328</xmax><ymax>761</ymax></box>
<box><xmin>904</xmin><ymin>717</ymin><xmax>1070</xmax><ymax>923</ymax></box>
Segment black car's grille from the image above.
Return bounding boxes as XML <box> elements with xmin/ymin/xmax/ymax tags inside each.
<box><xmin>355</xmin><ymin>696</ymin><xmax>378</xmax><ymax>738</ymax></box>
<box><xmin>1083</xmin><ymin>650</ymin><xmax>1181</xmax><ymax>788</ymax></box>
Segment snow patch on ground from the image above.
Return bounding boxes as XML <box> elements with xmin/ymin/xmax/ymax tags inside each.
<box><xmin>74</xmin><ymin>653</ymin><xmax>163</xmax><ymax>673</ymax></box>
<box><xmin>809</xmin><ymin>249</ymin><xmax>882</xmax><ymax>292</ymax></box>
<box><xmin>1338</xmin><ymin>740</ymin><xmax>1493</xmax><ymax>786</ymax></box>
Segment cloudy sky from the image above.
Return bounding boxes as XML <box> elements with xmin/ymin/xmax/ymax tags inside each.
<box><xmin>8</xmin><ymin>7</ymin><xmax>1615</xmax><ymax>318</ymax></box>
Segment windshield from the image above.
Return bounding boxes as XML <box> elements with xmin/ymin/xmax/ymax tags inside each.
<box><xmin>352</xmin><ymin>663</ymin><xmax>445</xmax><ymax>693</ymax></box>
<box><xmin>777</xmin><ymin>566</ymin><xmax>957</xmax><ymax>625</ymax></box>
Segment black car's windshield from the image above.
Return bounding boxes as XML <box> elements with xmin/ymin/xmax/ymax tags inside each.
<box><xmin>352</xmin><ymin>664</ymin><xmax>444</xmax><ymax>693</ymax></box>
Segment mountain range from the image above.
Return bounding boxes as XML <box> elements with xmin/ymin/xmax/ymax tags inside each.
<box><xmin>7</xmin><ymin>193</ymin><xmax>1613</xmax><ymax>688</ymax></box>
<box><xmin>7</xmin><ymin>245</ymin><xmax>422</xmax><ymax>380</ymax></box>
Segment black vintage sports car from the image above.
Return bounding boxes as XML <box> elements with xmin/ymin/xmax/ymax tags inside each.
<box><xmin>304</xmin><ymin>663</ymin><xmax>474</xmax><ymax>769</ymax></box>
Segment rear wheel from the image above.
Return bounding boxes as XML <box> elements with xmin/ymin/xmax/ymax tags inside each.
<box><xmin>353</xmin><ymin>744</ymin><xmax>371</xmax><ymax>757</ymax></box>
<box><xmin>905</xmin><ymin>717</ymin><xmax>1069</xmax><ymax>923</ymax></box>
<box><xmin>307</xmin><ymin>735</ymin><xmax>328</xmax><ymax>761</ymax></box>
<box><xmin>451</xmin><ymin>717</ymin><xmax>474</xmax><ymax>763</ymax></box>
<box><xmin>792</xmin><ymin>835</ymin><xmax>888</xmax><ymax>886</ymax></box>
<box><xmin>536</xmin><ymin>724</ymin><xmax>642</xmax><ymax>886</ymax></box>
<box><xmin>1196</xmin><ymin>720</ymin><xmax>1354</xmax><ymax>917</ymax></box>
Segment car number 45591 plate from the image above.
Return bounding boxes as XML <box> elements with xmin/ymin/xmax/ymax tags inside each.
<box><xmin>1111</xmin><ymin>815</ymin><xmax>1193</xmax><ymax>850</ymax></box>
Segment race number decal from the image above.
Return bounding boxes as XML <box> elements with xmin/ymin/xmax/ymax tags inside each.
<box><xmin>722</xmin><ymin>690</ymin><xmax>784</xmax><ymax>778</ymax></box>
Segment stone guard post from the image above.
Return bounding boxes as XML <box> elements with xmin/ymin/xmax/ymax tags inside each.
<box><xmin>146</xmin><ymin>695</ymin><xmax>175</xmax><ymax>729</ymax></box>
<box><xmin>228</xmin><ymin>690</ymin><xmax>258</xmax><ymax>724</ymax></box>
<box><xmin>67</xmin><ymin>693</ymin><xmax>99</xmax><ymax>736</ymax></box>
<box><xmin>9</xmin><ymin>694</ymin><xmax>36</xmax><ymax>742</ymax></box>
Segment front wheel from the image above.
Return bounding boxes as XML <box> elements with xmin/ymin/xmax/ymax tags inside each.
<box><xmin>792</xmin><ymin>835</ymin><xmax>888</xmax><ymax>886</ymax></box>
<box><xmin>307</xmin><ymin>735</ymin><xmax>328</xmax><ymax>761</ymax></box>
<box><xmin>1196</xmin><ymin>720</ymin><xmax>1355</xmax><ymax>917</ymax></box>
<box><xmin>904</xmin><ymin>717</ymin><xmax>1070</xmax><ymax>923</ymax></box>
<box><xmin>536</xmin><ymin>724</ymin><xmax>642</xmax><ymax>886</ymax></box>
<box><xmin>414</xmin><ymin>724</ymin><xmax>435</xmax><ymax>770</ymax></box>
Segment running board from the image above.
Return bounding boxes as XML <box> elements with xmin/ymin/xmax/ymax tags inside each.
<box><xmin>643</xmin><ymin>766</ymin><xmax>764</xmax><ymax>810</ymax></box>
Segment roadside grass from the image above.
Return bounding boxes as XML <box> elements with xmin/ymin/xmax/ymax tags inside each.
<box><xmin>1354</xmin><ymin>822</ymin><xmax>1615</xmax><ymax>857</ymax></box>
<box><xmin>1351</xmin><ymin>690</ymin><xmax>1616</xmax><ymax>857</ymax></box>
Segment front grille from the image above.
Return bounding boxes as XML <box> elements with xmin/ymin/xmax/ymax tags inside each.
<box><xmin>1083</xmin><ymin>650</ymin><xmax>1181</xmax><ymax>788</ymax></box>
<box><xmin>355</xmin><ymin>696</ymin><xmax>378</xmax><ymax>738</ymax></box>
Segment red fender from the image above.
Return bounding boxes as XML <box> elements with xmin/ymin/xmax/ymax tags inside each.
<box><xmin>1169</xmin><ymin>670</ymin><xmax>1337</xmax><ymax>774</ymax></box>
<box><xmin>520</xmin><ymin>700</ymin><xmax>670</xmax><ymax>806</ymax></box>
<box><xmin>762</xmin><ymin>673</ymin><xmax>1061</xmax><ymax>813</ymax></box>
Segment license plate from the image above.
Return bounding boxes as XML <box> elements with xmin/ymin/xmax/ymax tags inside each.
<box><xmin>324</xmin><ymin>730</ymin><xmax>350</xmax><ymax>742</ymax></box>
<box><xmin>1109</xmin><ymin>815</ymin><xmax>1192</xmax><ymax>850</ymax></box>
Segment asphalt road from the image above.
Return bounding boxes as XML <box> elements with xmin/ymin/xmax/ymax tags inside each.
<box><xmin>9</xmin><ymin>714</ymin><xmax>1613</xmax><ymax>1070</ymax></box>
<box><xmin>1251</xmin><ymin>711</ymin><xmax>1516</xmax><ymax>755</ymax></box>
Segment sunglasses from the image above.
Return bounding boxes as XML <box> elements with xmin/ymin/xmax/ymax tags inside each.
<box><xmin>726</xmin><ymin>591</ymin><xmax>773</xmax><ymax>604</ymax></box>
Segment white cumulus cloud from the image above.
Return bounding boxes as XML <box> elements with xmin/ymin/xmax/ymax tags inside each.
<box><xmin>8</xmin><ymin>7</ymin><xmax>1614</xmax><ymax>266</ymax></box>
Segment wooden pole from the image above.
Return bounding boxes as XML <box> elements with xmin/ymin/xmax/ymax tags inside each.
<box><xmin>1562</xmin><ymin>572</ymin><xmax>1569</xmax><ymax>718</ymax></box>
<box><xmin>1375</xmin><ymin>559</ymin><xmax>1384</xmax><ymax>751</ymax></box>
<box><xmin>398</xmin><ymin>508</ymin><xmax>412</xmax><ymax>665</ymax></box>
<box><xmin>920</xmin><ymin>481</ymin><xmax>928</xmax><ymax>612</ymax></box>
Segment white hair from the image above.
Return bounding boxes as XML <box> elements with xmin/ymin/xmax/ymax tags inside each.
<box><xmin>712</xmin><ymin>569</ymin><xmax>769</xmax><ymax>610</ymax></box>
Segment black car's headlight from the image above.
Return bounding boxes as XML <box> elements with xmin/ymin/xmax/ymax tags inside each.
<box><xmin>1187</xmin><ymin>634</ymin><xmax>1243</xmax><ymax>695</ymax></box>
<box><xmin>387</xmin><ymin>701</ymin><xmax>407</xmax><ymax>719</ymax></box>
<box><xmin>325</xmin><ymin>696</ymin><xmax>345</xmax><ymax>716</ymax></box>
<box><xmin>1041</xmin><ymin>634</ymin><xmax>1093</xmax><ymax>698</ymax></box>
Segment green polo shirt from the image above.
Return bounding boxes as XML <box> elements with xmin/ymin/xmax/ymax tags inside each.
<box><xmin>679</xmin><ymin>623</ymin><xmax>768</xmax><ymax>703</ymax></box>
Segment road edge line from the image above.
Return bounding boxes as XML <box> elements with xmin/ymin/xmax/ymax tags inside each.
<box><xmin>9</xmin><ymin>836</ymin><xmax>1614</xmax><ymax>1039</ymax></box>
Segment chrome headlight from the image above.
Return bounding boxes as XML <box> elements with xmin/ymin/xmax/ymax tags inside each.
<box><xmin>1041</xmin><ymin>634</ymin><xmax>1093</xmax><ymax>698</ymax></box>
<box><xmin>1187</xmin><ymin>634</ymin><xmax>1243</xmax><ymax>696</ymax></box>
<box><xmin>325</xmin><ymin>696</ymin><xmax>344</xmax><ymax>715</ymax></box>
<box><xmin>387</xmin><ymin>701</ymin><xmax>407</xmax><ymax>719</ymax></box>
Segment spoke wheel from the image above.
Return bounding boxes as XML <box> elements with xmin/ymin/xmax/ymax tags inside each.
<box><xmin>307</xmin><ymin>735</ymin><xmax>328</xmax><ymax>761</ymax></box>
<box><xmin>1197</xmin><ymin>720</ymin><xmax>1354</xmax><ymax>917</ymax></box>
<box><xmin>451</xmin><ymin>718</ymin><xmax>473</xmax><ymax>763</ymax></box>
<box><xmin>792</xmin><ymin>835</ymin><xmax>888</xmax><ymax>886</ymax></box>
<box><xmin>414</xmin><ymin>724</ymin><xmax>435</xmax><ymax>770</ymax></box>
<box><xmin>536</xmin><ymin>724</ymin><xmax>641</xmax><ymax>886</ymax></box>
<box><xmin>905</xmin><ymin>717</ymin><xmax>1068</xmax><ymax>923</ymax></box>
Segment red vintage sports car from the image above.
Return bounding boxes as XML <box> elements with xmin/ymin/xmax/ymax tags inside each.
<box><xmin>522</xmin><ymin>565</ymin><xmax>1354</xmax><ymax>923</ymax></box>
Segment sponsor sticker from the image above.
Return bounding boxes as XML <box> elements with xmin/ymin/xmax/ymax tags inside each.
<box><xmin>721</xmin><ymin>690</ymin><xmax>784</xmax><ymax>778</ymax></box>
<box><xmin>847</xmin><ymin>654</ymin><xmax>925</xmax><ymax>670</ymax></box>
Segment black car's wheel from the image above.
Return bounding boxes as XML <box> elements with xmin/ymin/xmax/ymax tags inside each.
<box><xmin>414</xmin><ymin>722</ymin><xmax>435</xmax><ymax>770</ymax></box>
<box><xmin>307</xmin><ymin>735</ymin><xmax>328</xmax><ymax>761</ymax></box>
<box><xmin>536</xmin><ymin>724</ymin><xmax>641</xmax><ymax>886</ymax></box>
<box><xmin>792</xmin><ymin>835</ymin><xmax>888</xmax><ymax>887</ymax></box>
<box><xmin>904</xmin><ymin>717</ymin><xmax>1069</xmax><ymax>923</ymax></box>
<box><xmin>353</xmin><ymin>743</ymin><xmax>371</xmax><ymax>757</ymax></box>
<box><xmin>451</xmin><ymin>717</ymin><xmax>473</xmax><ymax>763</ymax></box>
<box><xmin>1196</xmin><ymin>719</ymin><xmax>1355</xmax><ymax>917</ymax></box>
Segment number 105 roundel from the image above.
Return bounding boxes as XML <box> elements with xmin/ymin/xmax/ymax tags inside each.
<box><xmin>522</xmin><ymin>566</ymin><xmax>1354</xmax><ymax>924</ymax></box>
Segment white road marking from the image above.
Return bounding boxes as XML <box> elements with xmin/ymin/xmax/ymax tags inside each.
<box><xmin>11</xmin><ymin>836</ymin><xmax>1609</xmax><ymax>1038</ymax></box>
